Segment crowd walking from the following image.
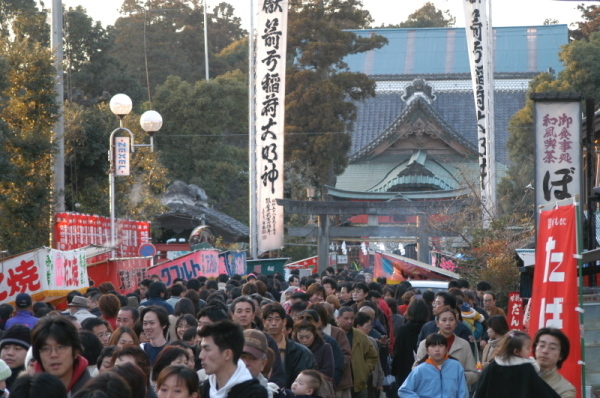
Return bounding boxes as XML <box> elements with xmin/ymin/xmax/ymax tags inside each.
<box><xmin>0</xmin><ymin>269</ymin><xmax>576</xmax><ymax>398</ymax></box>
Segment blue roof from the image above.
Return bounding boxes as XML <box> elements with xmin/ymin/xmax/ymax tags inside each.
<box><xmin>343</xmin><ymin>25</ymin><xmax>568</xmax><ymax>75</ymax></box>
<box><xmin>349</xmin><ymin>90</ymin><xmax>528</xmax><ymax>165</ymax></box>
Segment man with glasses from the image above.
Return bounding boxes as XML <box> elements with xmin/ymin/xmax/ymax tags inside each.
<box><xmin>80</xmin><ymin>318</ymin><xmax>112</xmax><ymax>347</ymax></box>
<box><xmin>31</xmin><ymin>315</ymin><xmax>91</xmax><ymax>395</ymax></box>
<box><xmin>483</xmin><ymin>292</ymin><xmax>506</xmax><ymax>318</ymax></box>
<box><xmin>416</xmin><ymin>292</ymin><xmax>472</xmax><ymax>346</ymax></box>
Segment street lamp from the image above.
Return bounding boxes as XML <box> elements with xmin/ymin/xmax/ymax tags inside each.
<box><xmin>108</xmin><ymin>94</ymin><xmax>162</xmax><ymax>257</ymax></box>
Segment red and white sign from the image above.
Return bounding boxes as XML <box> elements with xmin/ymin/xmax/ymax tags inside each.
<box><xmin>54</xmin><ymin>212</ymin><xmax>150</xmax><ymax>262</ymax></box>
<box><xmin>530</xmin><ymin>204</ymin><xmax>581</xmax><ymax>397</ymax></box>
<box><xmin>0</xmin><ymin>248</ymin><xmax>88</xmax><ymax>304</ymax></box>
<box><xmin>507</xmin><ymin>291</ymin><xmax>524</xmax><ymax>330</ymax></box>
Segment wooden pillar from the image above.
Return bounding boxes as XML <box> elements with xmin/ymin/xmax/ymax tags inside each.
<box><xmin>416</xmin><ymin>214</ymin><xmax>429</xmax><ymax>263</ymax></box>
<box><xmin>317</xmin><ymin>214</ymin><xmax>330</xmax><ymax>275</ymax></box>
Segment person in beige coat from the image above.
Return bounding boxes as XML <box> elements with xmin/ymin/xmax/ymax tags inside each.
<box><xmin>481</xmin><ymin>315</ymin><xmax>509</xmax><ymax>369</ymax></box>
<box><xmin>415</xmin><ymin>306</ymin><xmax>479</xmax><ymax>386</ymax></box>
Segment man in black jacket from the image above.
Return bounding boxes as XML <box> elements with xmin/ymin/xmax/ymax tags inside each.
<box><xmin>199</xmin><ymin>320</ymin><xmax>267</xmax><ymax>398</ymax></box>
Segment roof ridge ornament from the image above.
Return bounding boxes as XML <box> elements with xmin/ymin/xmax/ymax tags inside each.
<box><xmin>402</xmin><ymin>78</ymin><xmax>437</xmax><ymax>104</ymax></box>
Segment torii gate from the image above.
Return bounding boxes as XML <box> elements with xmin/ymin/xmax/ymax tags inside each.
<box><xmin>276</xmin><ymin>199</ymin><xmax>470</xmax><ymax>274</ymax></box>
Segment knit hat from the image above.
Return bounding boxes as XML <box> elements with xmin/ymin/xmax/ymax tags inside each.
<box><xmin>0</xmin><ymin>324</ymin><xmax>32</xmax><ymax>351</ymax></box>
<box><xmin>0</xmin><ymin>360</ymin><xmax>10</xmax><ymax>381</ymax></box>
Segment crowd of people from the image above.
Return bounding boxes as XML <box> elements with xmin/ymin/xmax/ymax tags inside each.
<box><xmin>0</xmin><ymin>267</ymin><xmax>577</xmax><ymax>398</ymax></box>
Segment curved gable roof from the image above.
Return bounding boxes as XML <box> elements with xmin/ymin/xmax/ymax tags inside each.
<box><xmin>350</xmin><ymin>95</ymin><xmax>477</xmax><ymax>162</ymax></box>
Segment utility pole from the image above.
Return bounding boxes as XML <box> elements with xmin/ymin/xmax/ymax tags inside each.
<box><xmin>204</xmin><ymin>0</ymin><xmax>210</xmax><ymax>81</ymax></box>
<box><xmin>51</xmin><ymin>0</ymin><xmax>65</xmax><ymax>212</ymax></box>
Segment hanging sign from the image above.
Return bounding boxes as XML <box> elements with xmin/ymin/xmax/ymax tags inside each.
<box><xmin>115</xmin><ymin>136</ymin><xmax>130</xmax><ymax>176</ymax></box>
<box><xmin>255</xmin><ymin>0</ymin><xmax>288</xmax><ymax>254</ymax></box>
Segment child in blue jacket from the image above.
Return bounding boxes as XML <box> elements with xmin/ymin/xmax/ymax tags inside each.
<box><xmin>398</xmin><ymin>333</ymin><xmax>469</xmax><ymax>398</ymax></box>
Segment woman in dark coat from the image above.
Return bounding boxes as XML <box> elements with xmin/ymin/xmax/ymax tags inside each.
<box><xmin>293</xmin><ymin>319</ymin><xmax>335</xmax><ymax>382</ymax></box>
<box><xmin>391</xmin><ymin>298</ymin><xmax>429</xmax><ymax>388</ymax></box>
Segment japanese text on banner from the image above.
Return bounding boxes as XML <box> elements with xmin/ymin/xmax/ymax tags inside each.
<box><xmin>534</xmin><ymin>101</ymin><xmax>581</xmax><ymax>209</ymax></box>
<box><xmin>255</xmin><ymin>0</ymin><xmax>288</xmax><ymax>254</ymax></box>
<box><xmin>530</xmin><ymin>204</ymin><xmax>581</xmax><ymax>397</ymax></box>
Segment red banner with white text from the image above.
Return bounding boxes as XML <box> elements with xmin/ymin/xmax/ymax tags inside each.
<box><xmin>530</xmin><ymin>204</ymin><xmax>581</xmax><ymax>397</ymax></box>
<box><xmin>507</xmin><ymin>291</ymin><xmax>524</xmax><ymax>330</ymax></box>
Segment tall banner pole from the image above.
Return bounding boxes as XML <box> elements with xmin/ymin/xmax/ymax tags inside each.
<box><xmin>463</xmin><ymin>0</ymin><xmax>495</xmax><ymax>227</ymax></box>
<box><xmin>531</xmin><ymin>198</ymin><xmax>583</xmax><ymax>398</ymax></box>
<box><xmin>485</xmin><ymin>0</ymin><xmax>496</xmax><ymax>220</ymax></box>
<box><xmin>254</xmin><ymin>0</ymin><xmax>288</xmax><ymax>255</ymax></box>
<box><xmin>249</xmin><ymin>0</ymin><xmax>258</xmax><ymax>260</ymax></box>
<box><xmin>575</xmin><ymin>194</ymin><xmax>587</xmax><ymax>397</ymax></box>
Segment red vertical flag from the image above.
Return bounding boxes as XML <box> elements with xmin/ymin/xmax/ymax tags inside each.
<box><xmin>507</xmin><ymin>292</ymin><xmax>524</xmax><ymax>330</ymax></box>
<box><xmin>530</xmin><ymin>204</ymin><xmax>581</xmax><ymax>396</ymax></box>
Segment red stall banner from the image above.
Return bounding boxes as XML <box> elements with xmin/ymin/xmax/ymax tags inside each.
<box><xmin>507</xmin><ymin>291</ymin><xmax>524</xmax><ymax>330</ymax></box>
<box><xmin>530</xmin><ymin>204</ymin><xmax>582</xmax><ymax>397</ymax></box>
<box><xmin>87</xmin><ymin>258</ymin><xmax>151</xmax><ymax>295</ymax></box>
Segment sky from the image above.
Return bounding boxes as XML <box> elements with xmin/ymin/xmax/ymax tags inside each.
<box><xmin>59</xmin><ymin>0</ymin><xmax>586</xmax><ymax>30</ymax></box>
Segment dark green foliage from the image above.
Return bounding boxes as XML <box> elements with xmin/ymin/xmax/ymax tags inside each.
<box><xmin>153</xmin><ymin>71</ymin><xmax>249</xmax><ymax>223</ymax></box>
<box><xmin>378</xmin><ymin>2</ymin><xmax>455</xmax><ymax>29</ymax></box>
<box><xmin>64</xmin><ymin>6</ymin><xmax>143</xmax><ymax>103</ymax></box>
<box><xmin>285</xmin><ymin>0</ymin><xmax>387</xmax><ymax>190</ymax></box>
<box><xmin>0</xmin><ymin>38</ymin><xmax>58</xmax><ymax>254</ymax></box>
<box><xmin>110</xmin><ymin>0</ymin><xmax>246</xmax><ymax>96</ymax></box>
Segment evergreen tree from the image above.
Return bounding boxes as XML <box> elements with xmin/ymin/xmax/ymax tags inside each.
<box><xmin>285</xmin><ymin>0</ymin><xmax>387</xmax><ymax>191</ymax></box>
<box><xmin>152</xmin><ymin>71</ymin><xmax>249</xmax><ymax>223</ymax></box>
<box><xmin>110</xmin><ymin>0</ymin><xmax>246</xmax><ymax>96</ymax></box>
<box><xmin>0</xmin><ymin>38</ymin><xmax>58</xmax><ymax>254</ymax></box>
<box><xmin>64</xmin><ymin>6</ymin><xmax>143</xmax><ymax>103</ymax></box>
<box><xmin>379</xmin><ymin>2</ymin><xmax>455</xmax><ymax>29</ymax></box>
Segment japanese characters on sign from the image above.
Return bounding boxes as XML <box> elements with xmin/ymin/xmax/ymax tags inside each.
<box><xmin>0</xmin><ymin>248</ymin><xmax>88</xmax><ymax>303</ymax></box>
<box><xmin>534</xmin><ymin>102</ymin><xmax>582</xmax><ymax>209</ymax></box>
<box><xmin>506</xmin><ymin>291</ymin><xmax>524</xmax><ymax>330</ymax></box>
<box><xmin>145</xmin><ymin>250</ymin><xmax>223</xmax><ymax>286</ymax></box>
<box><xmin>463</xmin><ymin>0</ymin><xmax>496</xmax><ymax>221</ymax></box>
<box><xmin>530</xmin><ymin>204</ymin><xmax>581</xmax><ymax>393</ymax></box>
<box><xmin>87</xmin><ymin>258</ymin><xmax>150</xmax><ymax>295</ymax></box>
<box><xmin>54</xmin><ymin>212</ymin><xmax>151</xmax><ymax>263</ymax></box>
<box><xmin>115</xmin><ymin>137</ymin><xmax>130</xmax><ymax>176</ymax></box>
<box><xmin>255</xmin><ymin>0</ymin><xmax>288</xmax><ymax>254</ymax></box>
<box><xmin>219</xmin><ymin>251</ymin><xmax>246</xmax><ymax>277</ymax></box>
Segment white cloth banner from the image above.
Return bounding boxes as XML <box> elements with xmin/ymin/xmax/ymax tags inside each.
<box><xmin>463</xmin><ymin>0</ymin><xmax>496</xmax><ymax>223</ymax></box>
<box><xmin>255</xmin><ymin>0</ymin><xmax>288</xmax><ymax>254</ymax></box>
<box><xmin>0</xmin><ymin>248</ymin><xmax>88</xmax><ymax>303</ymax></box>
<box><xmin>534</xmin><ymin>101</ymin><xmax>582</xmax><ymax>209</ymax></box>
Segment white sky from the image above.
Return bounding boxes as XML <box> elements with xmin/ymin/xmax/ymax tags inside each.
<box><xmin>59</xmin><ymin>0</ymin><xmax>586</xmax><ymax>30</ymax></box>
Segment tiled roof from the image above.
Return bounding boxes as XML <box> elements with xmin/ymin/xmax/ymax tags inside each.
<box><xmin>343</xmin><ymin>25</ymin><xmax>568</xmax><ymax>76</ymax></box>
<box><xmin>349</xmin><ymin>90</ymin><xmax>527</xmax><ymax>165</ymax></box>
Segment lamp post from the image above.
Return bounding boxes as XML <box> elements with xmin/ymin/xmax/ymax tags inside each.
<box><xmin>108</xmin><ymin>94</ymin><xmax>163</xmax><ymax>257</ymax></box>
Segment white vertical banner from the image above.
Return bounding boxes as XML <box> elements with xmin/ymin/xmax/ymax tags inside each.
<box><xmin>463</xmin><ymin>0</ymin><xmax>496</xmax><ymax>226</ymax></box>
<box><xmin>115</xmin><ymin>137</ymin><xmax>130</xmax><ymax>176</ymax></box>
<box><xmin>255</xmin><ymin>0</ymin><xmax>287</xmax><ymax>254</ymax></box>
<box><xmin>534</xmin><ymin>101</ymin><xmax>582</xmax><ymax>210</ymax></box>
